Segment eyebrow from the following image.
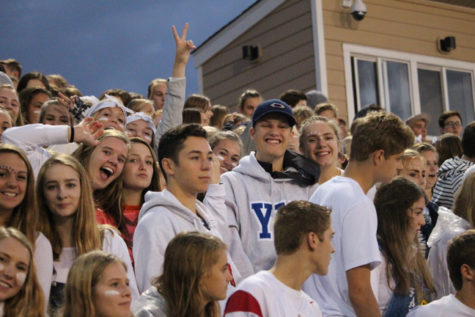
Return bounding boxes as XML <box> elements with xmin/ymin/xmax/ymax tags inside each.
<box><xmin>187</xmin><ymin>150</ymin><xmax>212</xmax><ymax>155</ymax></box>
<box><xmin>306</xmin><ymin>132</ymin><xmax>334</xmax><ymax>137</ymax></box>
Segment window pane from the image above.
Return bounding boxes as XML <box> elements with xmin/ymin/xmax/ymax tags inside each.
<box><xmin>418</xmin><ymin>69</ymin><xmax>443</xmax><ymax>136</ymax></box>
<box><xmin>386</xmin><ymin>61</ymin><xmax>411</xmax><ymax>121</ymax></box>
<box><xmin>356</xmin><ymin>59</ymin><xmax>378</xmax><ymax>110</ymax></box>
<box><xmin>447</xmin><ymin>70</ymin><xmax>475</xmax><ymax>127</ymax></box>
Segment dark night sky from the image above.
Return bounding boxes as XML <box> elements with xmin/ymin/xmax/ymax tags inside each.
<box><xmin>1</xmin><ymin>1</ymin><xmax>256</xmax><ymax>98</ymax></box>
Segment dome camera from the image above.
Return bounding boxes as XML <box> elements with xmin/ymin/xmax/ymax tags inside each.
<box><xmin>351</xmin><ymin>0</ymin><xmax>367</xmax><ymax>21</ymax></box>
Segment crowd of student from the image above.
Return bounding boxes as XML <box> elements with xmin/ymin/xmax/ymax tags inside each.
<box><xmin>0</xmin><ymin>23</ymin><xmax>474</xmax><ymax>317</ymax></box>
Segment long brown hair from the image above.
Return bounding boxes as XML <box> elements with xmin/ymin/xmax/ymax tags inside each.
<box><xmin>0</xmin><ymin>144</ymin><xmax>37</xmax><ymax>244</ymax></box>
<box><xmin>155</xmin><ymin>232</ymin><xmax>226</xmax><ymax>317</ymax></box>
<box><xmin>0</xmin><ymin>227</ymin><xmax>44</xmax><ymax>317</ymax></box>
<box><xmin>62</xmin><ymin>250</ymin><xmax>126</xmax><ymax>317</ymax></box>
<box><xmin>36</xmin><ymin>154</ymin><xmax>102</xmax><ymax>260</ymax></box>
<box><xmin>72</xmin><ymin>130</ymin><xmax>130</xmax><ymax>229</ymax></box>
<box><xmin>374</xmin><ymin>177</ymin><xmax>435</xmax><ymax>298</ymax></box>
<box><xmin>453</xmin><ymin>172</ymin><xmax>475</xmax><ymax>228</ymax></box>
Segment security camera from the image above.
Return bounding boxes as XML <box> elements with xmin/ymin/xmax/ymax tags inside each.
<box><xmin>351</xmin><ymin>0</ymin><xmax>367</xmax><ymax>21</ymax></box>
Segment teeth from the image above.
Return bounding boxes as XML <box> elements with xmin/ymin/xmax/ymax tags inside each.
<box><xmin>0</xmin><ymin>281</ymin><xmax>10</xmax><ymax>288</ymax></box>
<box><xmin>2</xmin><ymin>192</ymin><xmax>17</xmax><ymax>197</ymax></box>
<box><xmin>266</xmin><ymin>139</ymin><xmax>280</xmax><ymax>144</ymax></box>
<box><xmin>100</xmin><ymin>167</ymin><xmax>114</xmax><ymax>177</ymax></box>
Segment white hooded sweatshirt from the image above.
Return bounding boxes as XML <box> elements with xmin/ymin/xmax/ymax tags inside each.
<box><xmin>216</xmin><ymin>152</ymin><xmax>319</xmax><ymax>278</ymax></box>
<box><xmin>133</xmin><ymin>189</ymin><xmax>241</xmax><ymax>293</ymax></box>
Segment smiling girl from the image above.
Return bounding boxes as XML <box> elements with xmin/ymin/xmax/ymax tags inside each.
<box><xmin>299</xmin><ymin>116</ymin><xmax>342</xmax><ymax>184</ymax></box>
<box><xmin>96</xmin><ymin>137</ymin><xmax>160</xmax><ymax>259</ymax></box>
<box><xmin>0</xmin><ymin>227</ymin><xmax>44</xmax><ymax>317</ymax></box>
<box><xmin>0</xmin><ymin>144</ymin><xmax>53</xmax><ymax>307</ymax></box>
<box><xmin>36</xmin><ymin>154</ymin><xmax>138</xmax><ymax>313</ymax></box>
<box><xmin>85</xmin><ymin>97</ymin><xmax>133</xmax><ymax>132</ymax></box>
<box><xmin>373</xmin><ymin>177</ymin><xmax>435</xmax><ymax>316</ymax></box>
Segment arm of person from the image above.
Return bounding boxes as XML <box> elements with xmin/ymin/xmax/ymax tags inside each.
<box><xmin>224</xmin><ymin>290</ymin><xmax>264</xmax><ymax>317</ymax></box>
<box><xmin>347</xmin><ymin>265</ymin><xmax>382</xmax><ymax>317</ymax></box>
<box><xmin>102</xmin><ymin>228</ymin><xmax>140</xmax><ymax>301</ymax></box>
<box><xmin>133</xmin><ymin>212</ymin><xmax>172</xmax><ymax>293</ymax></box>
<box><xmin>154</xmin><ymin>23</ymin><xmax>195</xmax><ymax>151</ymax></box>
<box><xmin>2</xmin><ymin>118</ymin><xmax>102</xmax><ymax>148</ymax></box>
<box><xmin>34</xmin><ymin>232</ymin><xmax>53</xmax><ymax>312</ymax></box>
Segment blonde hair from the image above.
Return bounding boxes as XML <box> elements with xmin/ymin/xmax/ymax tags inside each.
<box><xmin>36</xmin><ymin>154</ymin><xmax>102</xmax><ymax>260</ymax></box>
<box><xmin>72</xmin><ymin>130</ymin><xmax>130</xmax><ymax>228</ymax></box>
<box><xmin>62</xmin><ymin>250</ymin><xmax>126</xmax><ymax>317</ymax></box>
<box><xmin>0</xmin><ymin>144</ymin><xmax>38</xmax><ymax>244</ymax></box>
<box><xmin>127</xmin><ymin>98</ymin><xmax>154</xmax><ymax>115</ymax></box>
<box><xmin>155</xmin><ymin>232</ymin><xmax>226</xmax><ymax>317</ymax></box>
<box><xmin>399</xmin><ymin>149</ymin><xmax>425</xmax><ymax>175</ymax></box>
<box><xmin>0</xmin><ymin>227</ymin><xmax>44</xmax><ymax>317</ymax></box>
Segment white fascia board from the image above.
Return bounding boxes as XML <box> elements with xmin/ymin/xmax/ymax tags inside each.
<box><xmin>311</xmin><ymin>0</ymin><xmax>328</xmax><ymax>96</ymax></box>
<box><xmin>193</xmin><ymin>0</ymin><xmax>285</xmax><ymax>68</ymax></box>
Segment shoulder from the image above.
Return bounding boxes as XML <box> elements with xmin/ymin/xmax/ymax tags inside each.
<box><xmin>101</xmin><ymin>226</ymin><xmax>127</xmax><ymax>250</ymax></box>
<box><xmin>407</xmin><ymin>295</ymin><xmax>455</xmax><ymax>317</ymax></box>
<box><xmin>34</xmin><ymin>232</ymin><xmax>53</xmax><ymax>255</ymax></box>
<box><xmin>225</xmin><ymin>289</ymin><xmax>263</xmax><ymax>316</ymax></box>
<box><xmin>133</xmin><ymin>286</ymin><xmax>169</xmax><ymax>317</ymax></box>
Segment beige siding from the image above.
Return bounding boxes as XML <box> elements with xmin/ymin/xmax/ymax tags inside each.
<box><xmin>323</xmin><ymin>0</ymin><xmax>475</xmax><ymax>120</ymax></box>
<box><xmin>201</xmin><ymin>0</ymin><xmax>316</xmax><ymax>110</ymax></box>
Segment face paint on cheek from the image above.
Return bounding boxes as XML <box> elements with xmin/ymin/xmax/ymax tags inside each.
<box><xmin>16</xmin><ymin>272</ymin><xmax>26</xmax><ymax>286</ymax></box>
<box><xmin>33</xmin><ymin>110</ymin><xmax>41</xmax><ymax>115</ymax></box>
<box><xmin>144</xmin><ymin>135</ymin><xmax>152</xmax><ymax>142</ymax></box>
<box><xmin>104</xmin><ymin>290</ymin><xmax>121</xmax><ymax>296</ymax></box>
<box><xmin>0</xmin><ymin>263</ymin><xmax>4</xmax><ymax>271</ymax></box>
<box><xmin>216</xmin><ymin>155</ymin><xmax>225</xmax><ymax>162</ymax></box>
<box><xmin>231</xmin><ymin>162</ymin><xmax>238</xmax><ymax>167</ymax></box>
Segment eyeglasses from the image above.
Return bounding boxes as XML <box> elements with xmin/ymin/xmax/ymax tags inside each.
<box><xmin>445</xmin><ymin>121</ymin><xmax>461</xmax><ymax>128</ymax></box>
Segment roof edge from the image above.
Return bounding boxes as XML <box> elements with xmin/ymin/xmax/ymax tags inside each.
<box><xmin>192</xmin><ymin>0</ymin><xmax>285</xmax><ymax>68</ymax></box>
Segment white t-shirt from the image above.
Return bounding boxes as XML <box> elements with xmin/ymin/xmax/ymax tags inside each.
<box><xmin>372</xmin><ymin>252</ymin><xmax>394</xmax><ymax>314</ymax></box>
<box><xmin>224</xmin><ymin>271</ymin><xmax>322</xmax><ymax>317</ymax></box>
<box><xmin>52</xmin><ymin>229</ymin><xmax>139</xmax><ymax>299</ymax></box>
<box><xmin>34</xmin><ymin>232</ymin><xmax>53</xmax><ymax>308</ymax></box>
<box><xmin>303</xmin><ymin>176</ymin><xmax>381</xmax><ymax>317</ymax></box>
<box><xmin>407</xmin><ymin>294</ymin><xmax>475</xmax><ymax>317</ymax></box>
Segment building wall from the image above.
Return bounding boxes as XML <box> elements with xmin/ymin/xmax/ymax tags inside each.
<box><xmin>323</xmin><ymin>0</ymin><xmax>475</xmax><ymax>120</ymax></box>
<box><xmin>201</xmin><ymin>0</ymin><xmax>316</xmax><ymax>110</ymax></box>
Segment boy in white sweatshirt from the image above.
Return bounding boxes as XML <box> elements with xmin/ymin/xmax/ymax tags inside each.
<box><xmin>133</xmin><ymin>124</ymin><xmax>240</xmax><ymax>292</ymax></box>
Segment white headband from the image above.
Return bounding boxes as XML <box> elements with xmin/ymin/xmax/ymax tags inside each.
<box><xmin>126</xmin><ymin>112</ymin><xmax>156</xmax><ymax>134</ymax></box>
<box><xmin>85</xmin><ymin>94</ymin><xmax>133</xmax><ymax>118</ymax></box>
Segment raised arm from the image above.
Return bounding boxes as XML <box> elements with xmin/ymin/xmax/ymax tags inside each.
<box><xmin>171</xmin><ymin>23</ymin><xmax>196</xmax><ymax>78</ymax></box>
<box><xmin>154</xmin><ymin>23</ymin><xmax>196</xmax><ymax>151</ymax></box>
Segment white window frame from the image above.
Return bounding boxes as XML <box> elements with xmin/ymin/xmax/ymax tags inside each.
<box><xmin>343</xmin><ymin>44</ymin><xmax>475</xmax><ymax>122</ymax></box>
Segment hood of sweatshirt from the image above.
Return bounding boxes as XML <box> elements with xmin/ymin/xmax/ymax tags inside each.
<box><xmin>232</xmin><ymin>152</ymin><xmax>271</xmax><ymax>182</ymax></box>
<box><xmin>437</xmin><ymin>157</ymin><xmax>473</xmax><ymax>180</ymax></box>
<box><xmin>232</xmin><ymin>151</ymin><xmax>319</xmax><ymax>186</ymax></box>
<box><xmin>138</xmin><ymin>189</ymin><xmax>216</xmax><ymax>230</ymax></box>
